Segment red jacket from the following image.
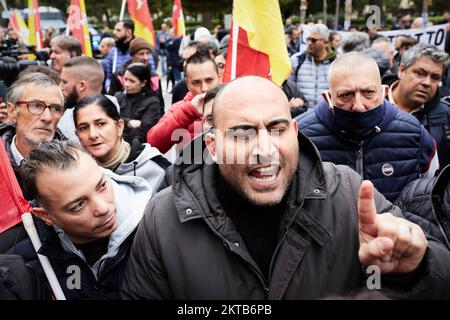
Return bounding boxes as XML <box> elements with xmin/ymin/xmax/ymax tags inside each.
<box><xmin>146</xmin><ymin>91</ymin><xmax>202</xmax><ymax>154</ymax></box>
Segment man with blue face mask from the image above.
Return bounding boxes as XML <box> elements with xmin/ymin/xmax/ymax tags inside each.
<box><xmin>298</xmin><ymin>51</ymin><xmax>438</xmax><ymax>202</ymax></box>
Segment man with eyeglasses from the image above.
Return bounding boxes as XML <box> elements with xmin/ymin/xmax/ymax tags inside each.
<box><xmin>298</xmin><ymin>51</ymin><xmax>438</xmax><ymax>202</ymax></box>
<box><xmin>0</xmin><ymin>72</ymin><xmax>65</xmax><ymax>199</ymax></box>
<box><xmin>389</xmin><ymin>43</ymin><xmax>450</xmax><ymax>168</ymax></box>
<box><xmin>288</xmin><ymin>23</ymin><xmax>336</xmax><ymax>108</ymax></box>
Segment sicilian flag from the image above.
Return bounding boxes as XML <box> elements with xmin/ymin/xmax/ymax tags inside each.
<box><xmin>8</xmin><ymin>9</ymin><xmax>30</xmax><ymax>45</ymax></box>
<box><xmin>172</xmin><ymin>0</ymin><xmax>186</xmax><ymax>37</ymax></box>
<box><xmin>0</xmin><ymin>139</ymin><xmax>31</xmax><ymax>234</ymax></box>
<box><xmin>28</xmin><ymin>0</ymin><xmax>44</xmax><ymax>49</ymax></box>
<box><xmin>223</xmin><ymin>0</ymin><xmax>291</xmax><ymax>86</ymax></box>
<box><xmin>127</xmin><ymin>0</ymin><xmax>156</xmax><ymax>46</ymax></box>
<box><xmin>67</xmin><ymin>0</ymin><xmax>93</xmax><ymax>56</ymax></box>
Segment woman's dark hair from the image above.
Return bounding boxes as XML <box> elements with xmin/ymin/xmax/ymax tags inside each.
<box><xmin>125</xmin><ymin>62</ymin><xmax>151</xmax><ymax>84</ymax></box>
<box><xmin>74</xmin><ymin>94</ymin><xmax>120</xmax><ymax>126</ymax></box>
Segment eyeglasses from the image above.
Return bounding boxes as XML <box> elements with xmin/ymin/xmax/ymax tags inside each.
<box><xmin>16</xmin><ymin>100</ymin><xmax>64</xmax><ymax>117</ymax></box>
<box><xmin>216</xmin><ymin>62</ymin><xmax>225</xmax><ymax>69</ymax></box>
<box><xmin>306</xmin><ymin>37</ymin><xmax>323</xmax><ymax>43</ymax></box>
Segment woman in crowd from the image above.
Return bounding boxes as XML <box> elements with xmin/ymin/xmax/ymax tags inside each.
<box><xmin>114</xmin><ymin>62</ymin><xmax>162</xmax><ymax>144</ymax></box>
<box><xmin>74</xmin><ymin>94</ymin><xmax>170</xmax><ymax>192</ymax></box>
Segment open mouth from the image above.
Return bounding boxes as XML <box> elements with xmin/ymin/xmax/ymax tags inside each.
<box><xmin>248</xmin><ymin>164</ymin><xmax>281</xmax><ymax>183</ymax></box>
<box><xmin>90</xmin><ymin>142</ymin><xmax>103</xmax><ymax>148</ymax></box>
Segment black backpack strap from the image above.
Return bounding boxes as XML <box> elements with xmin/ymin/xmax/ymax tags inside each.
<box><xmin>294</xmin><ymin>52</ymin><xmax>307</xmax><ymax>83</ymax></box>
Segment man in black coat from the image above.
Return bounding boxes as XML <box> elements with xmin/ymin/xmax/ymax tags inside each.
<box><xmin>121</xmin><ymin>76</ymin><xmax>450</xmax><ymax>300</ymax></box>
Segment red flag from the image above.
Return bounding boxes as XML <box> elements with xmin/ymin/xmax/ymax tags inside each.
<box><xmin>0</xmin><ymin>139</ymin><xmax>31</xmax><ymax>233</ymax></box>
<box><xmin>28</xmin><ymin>0</ymin><xmax>44</xmax><ymax>49</ymax></box>
<box><xmin>127</xmin><ymin>0</ymin><xmax>156</xmax><ymax>46</ymax></box>
<box><xmin>67</xmin><ymin>0</ymin><xmax>93</xmax><ymax>56</ymax></box>
<box><xmin>172</xmin><ymin>0</ymin><xmax>186</xmax><ymax>37</ymax></box>
<box><xmin>223</xmin><ymin>0</ymin><xmax>291</xmax><ymax>86</ymax></box>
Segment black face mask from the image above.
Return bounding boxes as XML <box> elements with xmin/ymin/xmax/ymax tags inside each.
<box><xmin>332</xmin><ymin>104</ymin><xmax>384</xmax><ymax>135</ymax></box>
<box><xmin>322</xmin><ymin>88</ymin><xmax>387</xmax><ymax>136</ymax></box>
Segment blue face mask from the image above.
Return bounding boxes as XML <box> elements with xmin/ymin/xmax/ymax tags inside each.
<box><xmin>332</xmin><ymin>104</ymin><xmax>384</xmax><ymax>134</ymax></box>
<box><xmin>322</xmin><ymin>87</ymin><xmax>387</xmax><ymax>135</ymax></box>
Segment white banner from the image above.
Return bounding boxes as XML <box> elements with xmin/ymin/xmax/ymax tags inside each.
<box><xmin>300</xmin><ymin>24</ymin><xmax>448</xmax><ymax>51</ymax></box>
<box><xmin>377</xmin><ymin>24</ymin><xmax>448</xmax><ymax>50</ymax></box>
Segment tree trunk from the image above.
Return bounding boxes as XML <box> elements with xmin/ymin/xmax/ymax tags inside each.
<box><xmin>202</xmin><ymin>11</ymin><xmax>212</xmax><ymax>29</ymax></box>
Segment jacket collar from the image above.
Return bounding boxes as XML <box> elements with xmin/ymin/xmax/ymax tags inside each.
<box><xmin>314</xmin><ymin>97</ymin><xmax>397</xmax><ymax>140</ymax></box>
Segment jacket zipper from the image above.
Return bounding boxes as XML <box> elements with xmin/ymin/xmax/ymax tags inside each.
<box><xmin>356</xmin><ymin>142</ymin><xmax>364</xmax><ymax>178</ymax></box>
<box><xmin>222</xmin><ymin>240</ymin><xmax>270</xmax><ymax>298</ymax></box>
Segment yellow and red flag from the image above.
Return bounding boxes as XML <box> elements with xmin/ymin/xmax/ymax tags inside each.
<box><xmin>223</xmin><ymin>0</ymin><xmax>291</xmax><ymax>86</ymax></box>
<box><xmin>172</xmin><ymin>0</ymin><xmax>186</xmax><ymax>37</ymax></box>
<box><xmin>28</xmin><ymin>0</ymin><xmax>43</xmax><ymax>49</ymax></box>
<box><xmin>67</xmin><ymin>0</ymin><xmax>92</xmax><ymax>56</ymax></box>
<box><xmin>8</xmin><ymin>10</ymin><xmax>29</xmax><ymax>45</ymax></box>
<box><xmin>127</xmin><ymin>0</ymin><xmax>156</xmax><ymax>46</ymax></box>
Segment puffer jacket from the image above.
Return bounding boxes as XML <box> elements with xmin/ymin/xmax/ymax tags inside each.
<box><xmin>115</xmin><ymin>91</ymin><xmax>162</xmax><ymax>144</ymax></box>
<box><xmin>121</xmin><ymin>133</ymin><xmax>450</xmax><ymax>300</ymax></box>
<box><xmin>1</xmin><ymin>171</ymin><xmax>153</xmax><ymax>300</ymax></box>
<box><xmin>396</xmin><ymin>164</ymin><xmax>450</xmax><ymax>249</ymax></box>
<box><xmin>298</xmin><ymin>99</ymin><xmax>437</xmax><ymax>202</ymax></box>
<box><xmin>146</xmin><ymin>91</ymin><xmax>202</xmax><ymax>154</ymax></box>
<box><xmin>288</xmin><ymin>49</ymin><xmax>336</xmax><ymax>108</ymax></box>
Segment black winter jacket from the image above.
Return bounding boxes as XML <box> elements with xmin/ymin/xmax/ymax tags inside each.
<box><xmin>0</xmin><ymin>254</ymin><xmax>51</xmax><ymax>300</ymax></box>
<box><xmin>121</xmin><ymin>133</ymin><xmax>450</xmax><ymax>299</ymax></box>
<box><xmin>396</xmin><ymin>164</ymin><xmax>450</xmax><ymax>249</ymax></box>
<box><xmin>2</xmin><ymin>217</ymin><xmax>136</xmax><ymax>300</ymax></box>
<box><xmin>115</xmin><ymin>91</ymin><xmax>162</xmax><ymax>144</ymax></box>
<box><xmin>413</xmin><ymin>94</ymin><xmax>450</xmax><ymax>169</ymax></box>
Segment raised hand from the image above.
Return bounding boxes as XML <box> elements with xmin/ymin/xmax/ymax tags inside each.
<box><xmin>358</xmin><ymin>180</ymin><xmax>427</xmax><ymax>273</ymax></box>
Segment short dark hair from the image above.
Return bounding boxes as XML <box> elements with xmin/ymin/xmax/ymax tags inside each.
<box><xmin>125</xmin><ymin>62</ymin><xmax>151</xmax><ymax>83</ymax></box>
<box><xmin>121</xmin><ymin>20</ymin><xmax>135</xmax><ymax>34</ymax></box>
<box><xmin>185</xmin><ymin>41</ymin><xmax>210</xmax><ymax>57</ymax></box>
<box><xmin>74</xmin><ymin>94</ymin><xmax>121</xmax><ymax>126</ymax></box>
<box><xmin>22</xmin><ymin>140</ymin><xmax>90</xmax><ymax>205</ymax></box>
<box><xmin>203</xmin><ymin>84</ymin><xmax>225</xmax><ymax>114</ymax></box>
<box><xmin>184</xmin><ymin>52</ymin><xmax>218</xmax><ymax>75</ymax></box>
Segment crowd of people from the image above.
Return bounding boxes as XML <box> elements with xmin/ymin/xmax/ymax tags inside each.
<box><xmin>1</xmin><ymin>10</ymin><xmax>450</xmax><ymax>301</ymax></box>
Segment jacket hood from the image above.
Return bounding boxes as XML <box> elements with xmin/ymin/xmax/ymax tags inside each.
<box><xmin>115</xmin><ymin>143</ymin><xmax>166</xmax><ymax>192</ymax></box>
<box><xmin>53</xmin><ymin>169</ymin><xmax>152</xmax><ymax>277</ymax></box>
<box><xmin>172</xmin><ymin>131</ymin><xmax>327</xmax><ymax>228</ymax></box>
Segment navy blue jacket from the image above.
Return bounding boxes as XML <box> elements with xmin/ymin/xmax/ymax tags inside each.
<box><xmin>413</xmin><ymin>94</ymin><xmax>450</xmax><ymax>169</ymax></box>
<box><xmin>298</xmin><ymin>99</ymin><xmax>436</xmax><ymax>202</ymax></box>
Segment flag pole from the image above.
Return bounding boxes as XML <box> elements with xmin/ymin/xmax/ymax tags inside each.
<box><xmin>231</xmin><ymin>21</ymin><xmax>238</xmax><ymax>81</ymax></box>
<box><xmin>119</xmin><ymin>0</ymin><xmax>126</xmax><ymax>21</ymax></box>
<box><xmin>22</xmin><ymin>213</ymin><xmax>66</xmax><ymax>300</ymax></box>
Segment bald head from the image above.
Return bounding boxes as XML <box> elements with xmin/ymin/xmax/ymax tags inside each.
<box><xmin>212</xmin><ymin>76</ymin><xmax>289</xmax><ymax>129</ymax></box>
<box><xmin>329</xmin><ymin>52</ymin><xmax>381</xmax><ymax>91</ymax></box>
